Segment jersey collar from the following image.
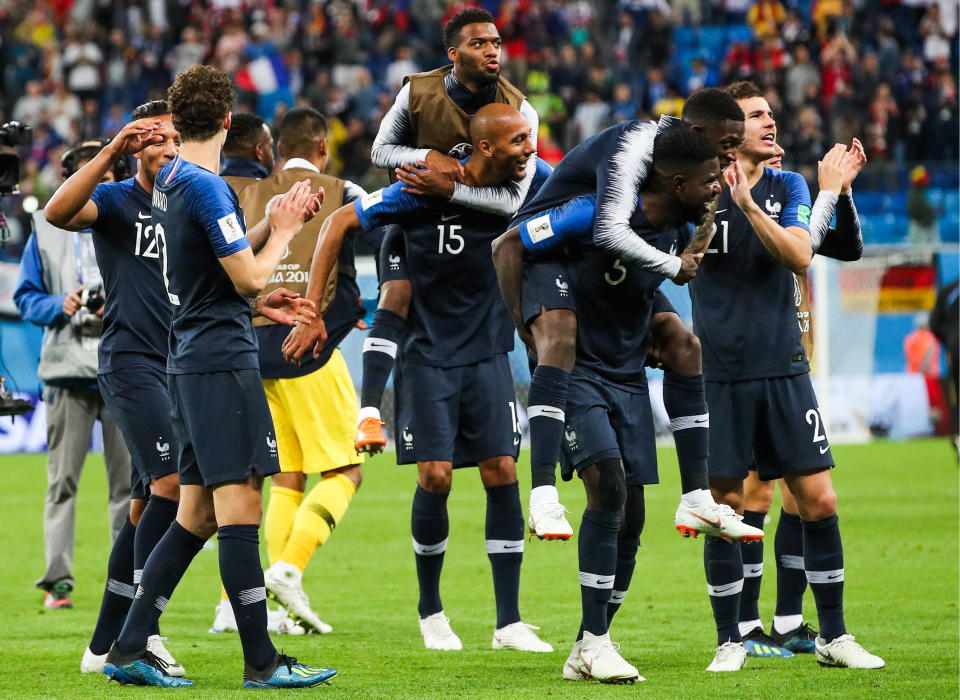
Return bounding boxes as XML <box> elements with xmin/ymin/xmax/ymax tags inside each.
<box><xmin>283</xmin><ymin>157</ymin><xmax>320</xmax><ymax>174</ymax></box>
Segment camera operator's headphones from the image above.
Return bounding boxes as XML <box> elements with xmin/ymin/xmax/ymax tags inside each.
<box><xmin>61</xmin><ymin>139</ymin><xmax>133</xmax><ymax>180</ymax></box>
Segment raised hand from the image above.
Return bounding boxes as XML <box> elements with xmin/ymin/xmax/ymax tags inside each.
<box><xmin>841</xmin><ymin>138</ymin><xmax>867</xmax><ymax>193</ymax></box>
<box><xmin>270</xmin><ymin>180</ymin><xmax>313</xmax><ymax>238</ymax></box>
<box><xmin>254</xmin><ymin>288</ymin><xmax>317</xmax><ymax>326</ymax></box>
<box><xmin>725</xmin><ymin>160</ymin><xmax>755</xmax><ymax>212</ymax></box>
<box><xmin>107</xmin><ymin>119</ymin><xmax>164</xmax><ymax>157</ymax></box>
<box><xmin>672</xmin><ymin>252</ymin><xmax>704</xmax><ymax>285</ymax></box>
<box><xmin>817</xmin><ymin>143</ymin><xmax>849</xmax><ymax>194</ymax></box>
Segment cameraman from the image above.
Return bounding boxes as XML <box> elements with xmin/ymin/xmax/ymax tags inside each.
<box><xmin>13</xmin><ymin>140</ymin><xmax>131</xmax><ymax>610</ymax></box>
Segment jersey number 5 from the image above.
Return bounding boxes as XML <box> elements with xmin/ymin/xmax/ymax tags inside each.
<box><xmin>437</xmin><ymin>224</ymin><xmax>464</xmax><ymax>255</ymax></box>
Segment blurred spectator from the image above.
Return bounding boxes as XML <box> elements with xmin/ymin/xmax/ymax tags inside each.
<box><xmin>610</xmin><ymin>83</ymin><xmax>640</xmax><ymax>122</ymax></box>
<box><xmin>13</xmin><ymin>80</ymin><xmax>48</xmax><ymax>125</ymax></box>
<box><xmin>904</xmin><ymin>315</ymin><xmax>941</xmax><ymax>378</ymax></box>
<box><xmin>61</xmin><ymin>27</ymin><xmax>104</xmax><ymax>103</ymax></box>
<box><xmin>385</xmin><ymin>46</ymin><xmax>419</xmax><ymax>93</ymax></box>
<box><xmin>168</xmin><ymin>27</ymin><xmax>207</xmax><ymax>79</ymax></box>
<box><xmin>784</xmin><ymin>45</ymin><xmax>819</xmax><ymax>109</ymax></box>
<box><xmin>748</xmin><ymin>0</ymin><xmax>786</xmax><ymax>38</ymax></box>
<box><xmin>906</xmin><ymin>166</ymin><xmax>939</xmax><ymax>244</ymax></box>
<box><xmin>572</xmin><ymin>90</ymin><xmax>609</xmax><ymax>142</ymax></box>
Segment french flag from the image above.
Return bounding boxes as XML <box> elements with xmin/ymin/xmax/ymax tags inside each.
<box><xmin>236</xmin><ymin>54</ymin><xmax>289</xmax><ymax>94</ymax></box>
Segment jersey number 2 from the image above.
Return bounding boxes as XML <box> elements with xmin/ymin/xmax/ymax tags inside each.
<box><xmin>436</xmin><ymin>224</ymin><xmax>464</xmax><ymax>255</ymax></box>
<box><xmin>805</xmin><ymin>408</ymin><xmax>829</xmax><ymax>453</ymax></box>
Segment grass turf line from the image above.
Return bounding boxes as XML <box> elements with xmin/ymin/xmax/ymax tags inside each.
<box><xmin>0</xmin><ymin>439</ymin><xmax>956</xmax><ymax>698</ymax></box>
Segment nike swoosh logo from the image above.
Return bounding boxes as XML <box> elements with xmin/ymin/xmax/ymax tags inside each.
<box><xmin>819</xmin><ymin>445</ymin><xmax>829</xmax><ymax>454</ymax></box>
<box><xmin>713</xmin><ymin>585</ymin><xmax>736</xmax><ymax>593</ymax></box>
<box><xmin>715</xmin><ymin>209</ymin><xmax>727</xmax><ymax>214</ymax></box>
<box><xmin>595</xmin><ymin>579</ymin><xmax>613</xmax><ymax>586</ymax></box>
<box><xmin>750</xmin><ymin>568</ymin><xmax>762</xmax><ymax>574</ymax></box>
<box><xmin>369</xmin><ymin>341</ymin><xmax>393</xmax><ymax>347</ymax></box>
<box><xmin>138</xmin><ymin>211</ymin><xmax>151</xmax><ymax>219</ymax></box>
<box><xmin>694</xmin><ymin>418</ymin><xmax>708</xmax><ymax>424</ymax></box>
<box><xmin>540</xmin><ymin>408</ymin><xmax>563</xmax><ymax>415</ymax></box>
<box><xmin>420</xmin><ymin>546</ymin><xmax>444</xmax><ymax>554</ymax></box>
<box><xmin>503</xmin><ymin>544</ymin><xmax>521</xmax><ymax>549</ymax></box>
<box><xmin>826</xmin><ymin>574</ymin><xmax>842</xmax><ymax>580</ymax></box>
<box><xmin>440</xmin><ymin>214</ymin><xmax>459</xmax><ymax>221</ymax></box>
<box><xmin>688</xmin><ymin>511</ymin><xmax>721</xmax><ymax>529</ymax></box>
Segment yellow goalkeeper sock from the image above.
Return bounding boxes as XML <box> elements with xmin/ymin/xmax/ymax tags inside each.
<box><xmin>281</xmin><ymin>473</ymin><xmax>356</xmax><ymax>572</ymax></box>
<box><xmin>265</xmin><ymin>485</ymin><xmax>304</xmax><ymax>566</ymax></box>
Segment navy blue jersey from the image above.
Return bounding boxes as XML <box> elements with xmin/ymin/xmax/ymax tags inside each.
<box><xmin>567</xmin><ymin>206</ymin><xmax>690</xmax><ymax>391</ymax></box>
<box><xmin>154</xmin><ymin>157</ymin><xmax>259</xmax><ymax>375</ymax></box>
<box><xmin>356</xmin><ymin>159</ymin><xmax>551</xmax><ymax>368</ymax></box>
<box><xmin>691</xmin><ymin>167</ymin><xmax>813</xmax><ymax>382</ymax></box>
<box><xmin>90</xmin><ymin>178</ymin><xmax>172</xmax><ymax>372</ymax></box>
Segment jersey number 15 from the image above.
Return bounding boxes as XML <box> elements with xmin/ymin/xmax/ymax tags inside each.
<box><xmin>437</xmin><ymin>224</ymin><xmax>464</xmax><ymax>255</ymax></box>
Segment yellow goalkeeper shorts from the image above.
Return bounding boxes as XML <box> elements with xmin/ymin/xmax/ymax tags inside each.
<box><xmin>263</xmin><ymin>349</ymin><xmax>364</xmax><ymax>474</ymax></box>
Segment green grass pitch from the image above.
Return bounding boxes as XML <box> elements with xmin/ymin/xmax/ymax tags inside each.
<box><xmin>0</xmin><ymin>440</ymin><xmax>956</xmax><ymax>698</ymax></box>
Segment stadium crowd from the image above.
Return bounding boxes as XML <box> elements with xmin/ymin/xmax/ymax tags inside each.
<box><xmin>1</xmin><ymin>0</ymin><xmax>957</xmax><ymax>243</ymax></box>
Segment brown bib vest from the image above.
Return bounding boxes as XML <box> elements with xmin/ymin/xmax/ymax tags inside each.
<box><xmin>238</xmin><ymin>167</ymin><xmax>345</xmax><ymax>326</ymax></box>
<box><xmin>222</xmin><ymin>175</ymin><xmax>260</xmax><ymax>197</ymax></box>
<box><xmin>404</xmin><ymin>65</ymin><xmax>526</xmax><ymax>155</ymax></box>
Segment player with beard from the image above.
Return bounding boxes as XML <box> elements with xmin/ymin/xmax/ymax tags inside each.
<box><xmin>354</xmin><ymin>8</ymin><xmax>540</xmax><ymax>455</ymax></box>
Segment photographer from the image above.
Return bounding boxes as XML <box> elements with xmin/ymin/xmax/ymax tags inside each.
<box><xmin>12</xmin><ymin>140</ymin><xmax>131</xmax><ymax>611</ymax></box>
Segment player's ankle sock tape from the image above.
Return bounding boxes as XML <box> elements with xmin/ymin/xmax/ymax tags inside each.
<box><xmin>663</xmin><ymin>372</ymin><xmax>710</xmax><ymax>493</ymax></box>
<box><xmin>738</xmin><ymin>510</ymin><xmax>766</xmax><ymax>624</ymax></box>
<box><xmin>527</xmin><ymin>365</ymin><xmax>570</xmax><ymax>489</ymax></box>
<box><xmin>89</xmin><ymin>516</ymin><xmax>137</xmax><ymax>655</ymax></box>
<box><xmin>578</xmin><ymin>509</ymin><xmax>621</xmax><ymax>636</ymax></box>
<box><xmin>412</xmin><ymin>486</ymin><xmax>450</xmax><ymax>618</ymax></box>
<box><xmin>264</xmin><ymin>486</ymin><xmax>304</xmax><ymax>566</ymax></box>
<box><xmin>705</xmin><ymin>535</ymin><xmax>744</xmax><ymax>644</ymax></box>
<box><xmin>485</xmin><ymin>482</ymin><xmax>524</xmax><ymax>628</ymax></box>
<box><xmin>116</xmin><ymin>522</ymin><xmax>205</xmax><ymax>655</ymax></box>
<box><xmin>361</xmin><ymin>309</ymin><xmax>406</xmax><ymax>409</ymax></box>
<box><xmin>774</xmin><ymin>509</ymin><xmax>807</xmax><ymax>617</ymax></box>
<box><xmin>133</xmin><ymin>495</ymin><xmax>179</xmax><ymax>637</ymax></box>
<box><xmin>802</xmin><ymin>514</ymin><xmax>846</xmax><ymax>642</ymax></box>
<box><xmin>218</xmin><ymin>524</ymin><xmax>276</xmax><ymax>671</ymax></box>
<box><xmin>281</xmin><ymin>474</ymin><xmax>356</xmax><ymax>572</ymax></box>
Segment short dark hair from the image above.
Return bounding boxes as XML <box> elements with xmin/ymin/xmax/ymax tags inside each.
<box><xmin>167</xmin><ymin>65</ymin><xmax>234</xmax><ymax>142</ymax></box>
<box><xmin>652</xmin><ymin>124</ymin><xmax>719</xmax><ymax>172</ymax></box>
<box><xmin>443</xmin><ymin>8</ymin><xmax>496</xmax><ymax>48</ymax></box>
<box><xmin>131</xmin><ymin>99</ymin><xmax>170</xmax><ymax>121</ymax></box>
<box><xmin>276</xmin><ymin>107</ymin><xmax>327</xmax><ymax>157</ymax></box>
<box><xmin>725</xmin><ymin>81</ymin><xmax>764</xmax><ymax>101</ymax></box>
<box><xmin>681</xmin><ymin>88</ymin><xmax>744</xmax><ymax>126</ymax></box>
<box><xmin>223</xmin><ymin>112</ymin><xmax>267</xmax><ymax>155</ymax></box>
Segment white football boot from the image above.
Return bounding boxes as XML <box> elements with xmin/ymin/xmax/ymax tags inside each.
<box><xmin>528</xmin><ymin>486</ymin><xmax>573</xmax><ymax>540</ymax></box>
<box><xmin>491</xmin><ymin>622</ymin><xmax>553</xmax><ymax>652</ymax></box>
<box><xmin>562</xmin><ymin>640</ymin><xmax>585</xmax><ymax>681</ymax></box>
<box><xmin>268</xmin><ymin>605</ymin><xmax>306</xmax><ymax>635</ymax></box>
<box><xmin>263</xmin><ymin>561</ymin><xmax>333</xmax><ymax>634</ymax></box>
<box><xmin>80</xmin><ymin>647</ymin><xmax>107</xmax><ymax>673</ymax></box>
<box><xmin>208</xmin><ymin>599</ymin><xmax>237</xmax><ymax>633</ymax></box>
<box><xmin>146</xmin><ymin>635</ymin><xmax>186</xmax><ymax>677</ymax></box>
<box><xmin>815</xmin><ymin>635</ymin><xmax>885</xmax><ymax>669</ymax></box>
<box><xmin>706</xmin><ymin>641</ymin><xmax>748</xmax><ymax>672</ymax></box>
<box><xmin>675</xmin><ymin>500</ymin><xmax>764</xmax><ymax>542</ymax></box>
<box><xmin>419</xmin><ymin>611</ymin><xmax>462</xmax><ymax>650</ymax></box>
<box><xmin>577</xmin><ymin>631</ymin><xmax>643</xmax><ymax>684</ymax></box>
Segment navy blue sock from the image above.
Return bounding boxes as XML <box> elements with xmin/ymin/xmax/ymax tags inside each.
<box><xmin>704</xmin><ymin>535</ymin><xmax>743</xmax><ymax>644</ymax></box>
<box><xmin>774</xmin><ymin>509</ymin><xmax>807</xmax><ymax>618</ymax></box>
<box><xmin>607</xmin><ymin>538</ymin><xmax>638</xmax><ymax>626</ymax></box>
<box><xmin>116</xmin><ymin>522</ymin><xmax>205</xmax><ymax>655</ymax></box>
<box><xmin>578</xmin><ymin>509</ymin><xmax>621</xmax><ymax>636</ymax></box>
<box><xmin>219</xmin><ymin>524</ymin><xmax>276</xmax><ymax>671</ymax></box>
<box><xmin>361</xmin><ymin>309</ymin><xmax>405</xmax><ymax>409</ymax></box>
<box><xmin>411</xmin><ymin>486</ymin><xmax>449</xmax><ymax>618</ymax></box>
<box><xmin>89</xmin><ymin>516</ymin><xmax>137</xmax><ymax>655</ymax></box>
<box><xmin>663</xmin><ymin>372</ymin><xmax>710</xmax><ymax>493</ymax></box>
<box><xmin>134</xmin><ymin>494</ymin><xmax>178</xmax><ymax>637</ymax></box>
<box><xmin>738</xmin><ymin>509</ymin><xmax>767</xmax><ymax>627</ymax></box>
<box><xmin>527</xmin><ymin>365</ymin><xmax>570</xmax><ymax>489</ymax></box>
<box><xmin>802</xmin><ymin>514</ymin><xmax>846</xmax><ymax>642</ymax></box>
<box><xmin>485</xmin><ymin>482</ymin><xmax>524</xmax><ymax>629</ymax></box>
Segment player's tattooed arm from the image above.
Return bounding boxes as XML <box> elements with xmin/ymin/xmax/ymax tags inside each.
<box><xmin>491</xmin><ymin>226</ymin><xmax>534</xmax><ymax>348</ymax></box>
<box><xmin>46</xmin><ymin>118</ymin><xmax>163</xmax><ymax>230</ymax></box>
<box><xmin>725</xmin><ymin>161</ymin><xmax>813</xmax><ymax>274</ymax></box>
<box><xmin>684</xmin><ymin>197</ymin><xmax>719</xmax><ymax>255</ymax></box>
<box><xmin>281</xmin><ymin>203</ymin><xmax>360</xmax><ymax>365</ymax></box>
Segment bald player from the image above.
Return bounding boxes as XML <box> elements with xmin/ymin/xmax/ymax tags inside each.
<box><xmin>283</xmin><ymin>104</ymin><xmax>554</xmax><ymax>653</ymax></box>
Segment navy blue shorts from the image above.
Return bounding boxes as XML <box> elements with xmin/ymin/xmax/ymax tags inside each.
<box><xmin>99</xmin><ymin>365</ymin><xmax>178</xmax><ymax>500</ymax></box>
<box><xmin>706</xmin><ymin>373</ymin><xmax>835</xmax><ymax>481</ymax></box>
<box><xmin>521</xmin><ymin>255</ymin><xmax>576</xmax><ymax>328</ymax></box>
<box><xmin>377</xmin><ymin>225</ymin><xmax>409</xmax><ymax>285</ymax></box>
<box><xmin>168</xmin><ymin>369</ymin><xmax>280</xmax><ymax>488</ymax></box>
<box><xmin>559</xmin><ymin>370</ymin><xmax>659</xmax><ymax>486</ymax></box>
<box><xmin>652</xmin><ymin>290</ymin><xmax>677</xmax><ymax>316</ymax></box>
<box><xmin>394</xmin><ymin>353</ymin><xmax>521</xmax><ymax>466</ymax></box>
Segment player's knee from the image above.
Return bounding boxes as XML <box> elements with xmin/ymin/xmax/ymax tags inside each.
<box><xmin>589</xmin><ymin>459</ymin><xmax>627</xmax><ymax>512</ymax></box>
<box><xmin>129</xmin><ymin>497</ymin><xmax>147</xmax><ymax>525</ymax></box>
<box><xmin>661</xmin><ymin>324</ymin><xmax>701</xmax><ymax>375</ymax></box>
<box><xmin>418</xmin><ymin>463</ymin><xmax>452</xmax><ymax>493</ymax></box>
<box><xmin>801</xmin><ymin>487</ymin><xmax>837</xmax><ymax>521</ymax></box>
<box><xmin>272</xmin><ymin>471</ymin><xmax>306</xmax><ymax>492</ymax></box>
<box><xmin>380</xmin><ymin>280</ymin><xmax>412</xmax><ymax>317</ymax></box>
<box><xmin>534</xmin><ymin>310</ymin><xmax>577</xmax><ymax>367</ymax></box>
<box><xmin>479</xmin><ymin>456</ymin><xmax>517</xmax><ymax>486</ymax></box>
<box><xmin>334</xmin><ymin>464</ymin><xmax>363</xmax><ymax>490</ymax></box>
<box><xmin>619</xmin><ymin>485</ymin><xmax>646</xmax><ymax>542</ymax></box>
<box><xmin>711</xmin><ymin>478</ymin><xmax>743</xmax><ymax>511</ymax></box>
<box><xmin>150</xmin><ymin>473</ymin><xmax>180</xmax><ymax>500</ymax></box>
<box><xmin>744</xmin><ymin>478</ymin><xmax>774</xmax><ymax>512</ymax></box>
